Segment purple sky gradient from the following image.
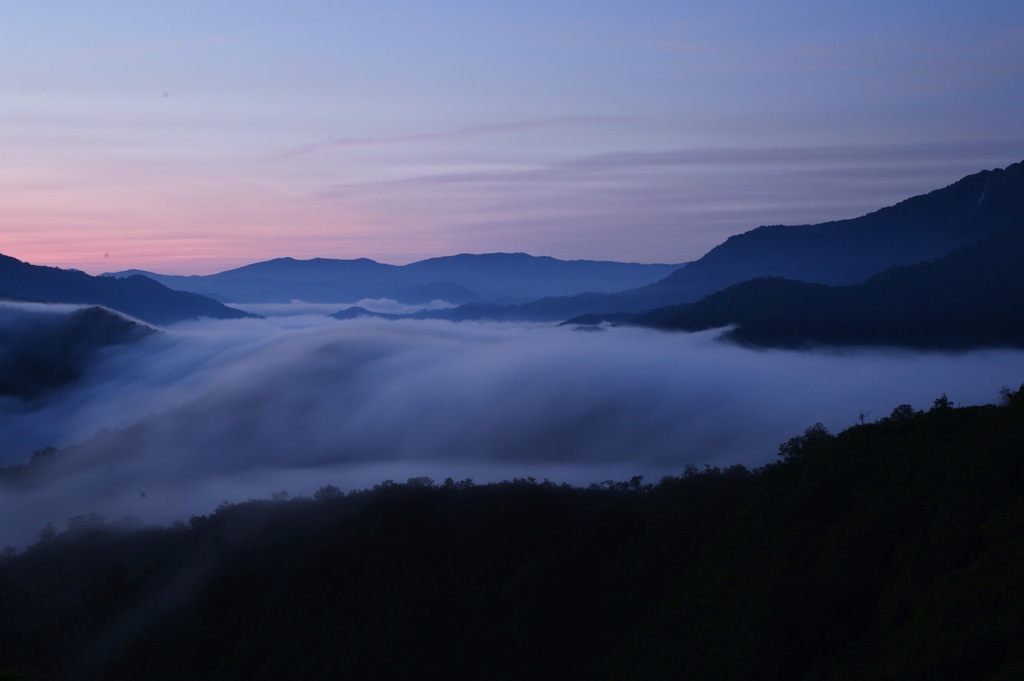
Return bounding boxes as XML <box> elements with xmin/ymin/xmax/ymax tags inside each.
<box><xmin>2</xmin><ymin>1</ymin><xmax>1023</xmax><ymax>274</ymax></box>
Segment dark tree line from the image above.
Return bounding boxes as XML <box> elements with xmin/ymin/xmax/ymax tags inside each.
<box><xmin>2</xmin><ymin>387</ymin><xmax>1023</xmax><ymax>680</ymax></box>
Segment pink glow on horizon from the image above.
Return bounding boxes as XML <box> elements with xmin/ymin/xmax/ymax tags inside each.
<box><xmin>2</xmin><ymin>227</ymin><xmax>450</xmax><ymax>276</ymax></box>
<box><xmin>0</xmin><ymin>180</ymin><xmax>429</xmax><ymax>274</ymax></box>
<box><xmin>1</xmin><ymin>2</ymin><xmax>1021</xmax><ymax>277</ymax></box>
<box><xmin>6</xmin><ymin>144</ymin><xmax>1023</xmax><ymax>276</ymax></box>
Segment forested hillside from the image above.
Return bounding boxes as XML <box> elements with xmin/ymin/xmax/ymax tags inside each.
<box><xmin>1</xmin><ymin>387</ymin><xmax>1022</xmax><ymax>680</ymax></box>
<box><xmin>633</xmin><ymin>228</ymin><xmax>1024</xmax><ymax>349</ymax></box>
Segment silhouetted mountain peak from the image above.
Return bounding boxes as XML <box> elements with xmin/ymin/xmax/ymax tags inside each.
<box><xmin>425</xmin><ymin>160</ymin><xmax>1024</xmax><ymax>323</ymax></box>
<box><xmin>0</xmin><ymin>254</ymin><xmax>253</xmax><ymax>325</ymax></box>
<box><xmin>646</xmin><ymin>159</ymin><xmax>1024</xmax><ymax>295</ymax></box>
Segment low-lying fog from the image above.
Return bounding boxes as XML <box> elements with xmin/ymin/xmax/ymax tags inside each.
<box><xmin>228</xmin><ymin>297</ymin><xmax>457</xmax><ymax>317</ymax></box>
<box><xmin>3</xmin><ymin>310</ymin><xmax>1023</xmax><ymax>547</ymax></box>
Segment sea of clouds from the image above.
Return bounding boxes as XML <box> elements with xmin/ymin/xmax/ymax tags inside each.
<box><xmin>2</xmin><ymin>309</ymin><xmax>1023</xmax><ymax>547</ymax></box>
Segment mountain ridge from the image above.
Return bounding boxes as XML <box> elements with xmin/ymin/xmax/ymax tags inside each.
<box><xmin>422</xmin><ymin>159</ymin><xmax>1024</xmax><ymax>322</ymax></box>
<box><xmin>103</xmin><ymin>253</ymin><xmax>687</xmax><ymax>305</ymax></box>
<box><xmin>0</xmin><ymin>254</ymin><xmax>253</xmax><ymax>325</ymax></box>
<box><xmin>628</xmin><ymin>227</ymin><xmax>1024</xmax><ymax>349</ymax></box>
<box><xmin>648</xmin><ymin>159</ymin><xmax>1024</xmax><ymax>298</ymax></box>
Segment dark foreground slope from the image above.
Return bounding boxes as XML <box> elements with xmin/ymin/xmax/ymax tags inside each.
<box><xmin>2</xmin><ymin>389</ymin><xmax>1023</xmax><ymax>681</ymax></box>
<box><xmin>0</xmin><ymin>255</ymin><xmax>252</xmax><ymax>325</ymax></box>
<box><xmin>634</xmin><ymin>228</ymin><xmax>1024</xmax><ymax>349</ymax></box>
<box><xmin>0</xmin><ymin>306</ymin><xmax>155</xmax><ymax>400</ymax></box>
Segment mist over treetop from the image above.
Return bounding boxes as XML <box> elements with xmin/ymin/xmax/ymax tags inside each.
<box><xmin>3</xmin><ymin>389</ymin><xmax>1023</xmax><ymax>680</ymax></box>
<box><xmin>2</xmin><ymin>313</ymin><xmax>1022</xmax><ymax>549</ymax></box>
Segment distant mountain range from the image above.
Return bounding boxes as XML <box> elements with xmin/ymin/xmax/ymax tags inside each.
<box><xmin>6</xmin><ymin>159</ymin><xmax>1023</xmax><ymax>348</ymax></box>
<box><xmin>627</xmin><ymin>228</ymin><xmax>1024</xmax><ymax>349</ymax></box>
<box><xmin>0</xmin><ymin>254</ymin><xmax>252</xmax><ymax>325</ymax></box>
<box><xmin>104</xmin><ymin>253</ymin><xmax>686</xmax><ymax>305</ymax></box>
<box><xmin>424</xmin><ymin>159</ymin><xmax>1024</xmax><ymax>322</ymax></box>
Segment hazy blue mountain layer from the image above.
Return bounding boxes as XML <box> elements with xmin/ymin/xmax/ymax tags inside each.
<box><xmin>106</xmin><ymin>253</ymin><xmax>686</xmax><ymax>304</ymax></box>
<box><xmin>0</xmin><ymin>255</ymin><xmax>252</xmax><ymax>325</ymax></box>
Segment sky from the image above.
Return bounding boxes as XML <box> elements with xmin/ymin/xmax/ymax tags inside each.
<box><xmin>2</xmin><ymin>1</ymin><xmax>1023</xmax><ymax>275</ymax></box>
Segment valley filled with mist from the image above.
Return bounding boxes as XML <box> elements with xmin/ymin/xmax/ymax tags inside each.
<box><xmin>5</xmin><ymin>0</ymin><xmax>1024</xmax><ymax>676</ymax></box>
<box><xmin>3</xmin><ymin>160</ymin><xmax>1024</xmax><ymax>680</ymax></box>
<box><xmin>3</xmin><ymin>305</ymin><xmax>1022</xmax><ymax>550</ymax></box>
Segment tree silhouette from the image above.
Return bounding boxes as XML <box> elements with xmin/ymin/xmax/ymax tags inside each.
<box><xmin>777</xmin><ymin>422</ymin><xmax>831</xmax><ymax>461</ymax></box>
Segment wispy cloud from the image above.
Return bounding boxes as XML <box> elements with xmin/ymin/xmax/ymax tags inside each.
<box><xmin>306</xmin><ymin>141</ymin><xmax>1024</xmax><ymax>263</ymax></box>
<box><xmin>315</xmin><ymin>140</ymin><xmax>1024</xmax><ymax>199</ymax></box>
<box><xmin>270</xmin><ymin>115</ymin><xmax>640</xmax><ymax>161</ymax></box>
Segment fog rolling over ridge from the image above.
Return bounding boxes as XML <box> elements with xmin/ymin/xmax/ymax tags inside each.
<box><xmin>2</xmin><ymin>313</ymin><xmax>1023</xmax><ymax>547</ymax></box>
